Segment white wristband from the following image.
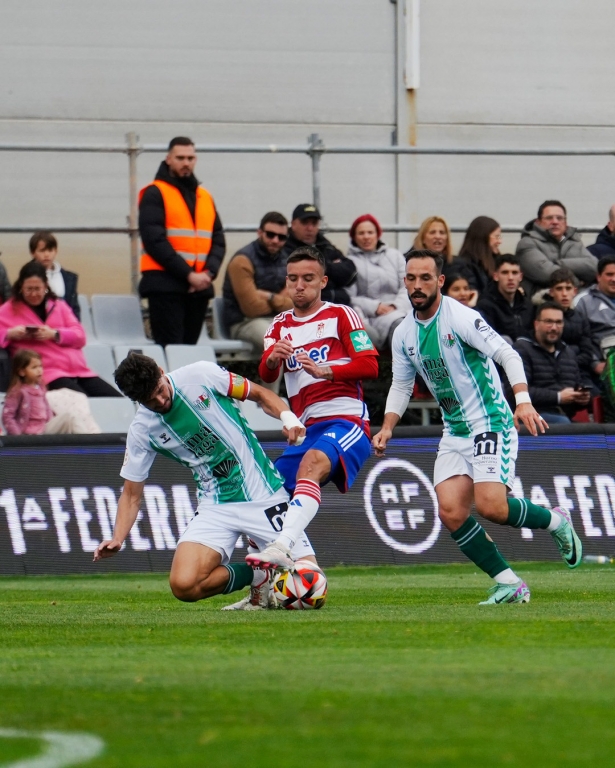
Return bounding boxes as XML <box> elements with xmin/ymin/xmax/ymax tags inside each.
<box><xmin>515</xmin><ymin>391</ymin><xmax>532</xmax><ymax>406</ymax></box>
<box><xmin>280</xmin><ymin>410</ymin><xmax>305</xmax><ymax>445</ymax></box>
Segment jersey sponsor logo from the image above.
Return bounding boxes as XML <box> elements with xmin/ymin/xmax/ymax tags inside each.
<box><xmin>474</xmin><ymin>431</ymin><xmax>498</xmax><ymax>457</ymax></box>
<box><xmin>363</xmin><ymin>459</ymin><xmax>441</xmax><ymax>554</ymax></box>
<box><xmin>194</xmin><ymin>393</ymin><xmax>210</xmax><ymax>411</ymax></box>
<box><xmin>349</xmin><ymin>329</ymin><xmax>374</xmax><ymax>352</ymax></box>
<box><xmin>158</xmin><ymin>432</ymin><xmax>171</xmax><ymax>444</ymax></box>
<box><xmin>474</xmin><ymin>318</ymin><xmax>497</xmax><ymax>340</ymax></box>
<box><xmin>440</xmin><ymin>396</ymin><xmax>460</xmax><ymax>415</ymax></box>
<box><xmin>422</xmin><ymin>356</ymin><xmax>449</xmax><ymax>383</ymax></box>
<box><xmin>325</xmin><ymin>432</ymin><xmax>337</xmax><ymax>439</ymax></box>
<box><xmin>286</xmin><ymin>344</ymin><xmax>330</xmax><ymax>370</ymax></box>
<box><xmin>441</xmin><ymin>333</ymin><xmax>456</xmax><ymax>348</ymax></box>
<box><xmin>184</xmin><ymin>423</ymin><xmax>218</xmax><ymax>458</ymax></box>
<box><xmin>264</xmin><ymin>501</ymin><xmax>289</xmax><ymax>531</ymax></box>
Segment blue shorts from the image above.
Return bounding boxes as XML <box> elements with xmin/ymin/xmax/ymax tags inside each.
<box><xmin>275</xmin><ymin>419</ymin><xmax>371</xmax><ymax>494</ymax></box>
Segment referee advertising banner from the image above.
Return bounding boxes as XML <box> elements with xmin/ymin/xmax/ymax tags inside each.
<box><xmin>2</xmin><ymin>428</ymin><xmax>615</xmax><ymax>574</ymax></box>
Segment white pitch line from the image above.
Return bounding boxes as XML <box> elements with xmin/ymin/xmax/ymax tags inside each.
<box><xmin>0</xmin><ymin>729</ymin><xmax>104</xmax><ymax>768</ymax></box>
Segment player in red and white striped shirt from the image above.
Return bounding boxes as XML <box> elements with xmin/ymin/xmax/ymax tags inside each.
<box><xmin>246</xmin><ymin>246</ymin><xmax>379</xmax><ymax>571</ymax></box>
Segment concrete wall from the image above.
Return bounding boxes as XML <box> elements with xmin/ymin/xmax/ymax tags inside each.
<box><xmin>0</xmin><ymin>0</ymin><xmax>612</xmax><ymax>295</ymax></box>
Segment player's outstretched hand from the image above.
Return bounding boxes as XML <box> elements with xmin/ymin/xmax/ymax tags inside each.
<box><xmin>514</xmin><ymin>403</ymin><xmax>548</xmax><ymax>437</ymax></box>
<box><xmin>284</xmin><ymin>425</ymin><xmax>306</xmax><ymax>446</ymax></box>
<box><xmin>93</xmin><ymin>539</ymin><xmax>122</xmax><ymax>561</ymax></box>
<box><xmin>372</xmin><ymin>428</ymin><xmax>392</xmax><ymax>458</ymax></box>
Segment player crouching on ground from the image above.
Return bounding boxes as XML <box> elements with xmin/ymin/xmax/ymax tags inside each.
<box><xmin>93</xmin><ymin>352</ymin><xmax>322</xmax><ymax>611</ymax></box>
<box><xmin>372</xmin><ymin>250</ymin><xmax>583</xmax><ymax>605</ymax></box>
<box><xmin>245</xmin><ymin>246</ymin><xmax>379</xmax><ymax>572</ymax></box>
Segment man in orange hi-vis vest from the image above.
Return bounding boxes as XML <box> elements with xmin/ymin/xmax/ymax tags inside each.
<box><xmin>139</xmin><ymin>137</ymin><xmax>226</xmax><ymax>346</ymax></box>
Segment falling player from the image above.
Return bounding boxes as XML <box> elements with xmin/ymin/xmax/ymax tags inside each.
<box><xmin>372</xmin><ymin>250</ymin><xmax>583</xmax><ymax>604</ymax></box>
<box><xmin>246</xmin><ymin>246</ymin><xmax>379</xmax><ymax>571</ymax></box>
<box><xmin>93</xmin><ymin>352</ymin><xmax>320</xmax><ymax>610</ymax></box>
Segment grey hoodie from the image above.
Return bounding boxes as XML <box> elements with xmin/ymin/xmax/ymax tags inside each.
<box><xmin>515</xmin><ymin>221</ymin><xmax>597</xmax><ymax>295</ymax></box>
<box><xmin>575</xmin><ymin>285</ymin><xmax>615</xmax><ymax>360</ymax></box>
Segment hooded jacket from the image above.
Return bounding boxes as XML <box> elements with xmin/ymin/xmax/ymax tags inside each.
<box><xmin>575</xmin><ymin>285</ymin><xmax>615</xmax><ymax>359</ymax></box>
<box><xmin>283</xmin><ymin>231</ymin><xmax>356</xmax><ymax>305</ymax></box>
<box><xmin>476</xmin><ymin>281</ymin><xmax>534</xmax><ymax>342</ymax></box>
<box><xmin>588</xmin><ymin>226</ymin><xmax>615</xmax><ymax>259</ymax></box>
<box><xmin>515</xmin><ymin>220</ymin><xmax>597</xmax><ymax>295</ymax></box>
<box><xmin>138</xmin><ymin>161</ymin><xmax>225</xmax><ymax>296</ymax></box>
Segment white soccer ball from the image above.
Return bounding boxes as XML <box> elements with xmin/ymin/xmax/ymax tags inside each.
<box><xmin>273</xmin><ymin>561</ymin><xmax>328</xmax><ymax>610</ymax></box>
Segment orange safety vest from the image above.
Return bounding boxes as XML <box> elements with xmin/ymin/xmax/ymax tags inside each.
<box><xmin>139</xmin><ymin>180</ymin><xmax>216</xmax><ymax>273</ymax></box>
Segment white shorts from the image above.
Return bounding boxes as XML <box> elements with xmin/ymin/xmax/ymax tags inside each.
<box><xmin>433</xmin><ymin>428</ymin><xmax>518</xmax><ymax>490</ymax></box>
<box><xmin>177</xmin><ymin>488</ymin><xmax>315</xmax><ymax>565</ymax></box>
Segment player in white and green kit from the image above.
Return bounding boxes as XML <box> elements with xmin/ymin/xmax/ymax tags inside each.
<box><xmin>373</xmin><ymin>251</ymin><xmax>583</xmax><ymax>604</ymax></box>
<box><xmin>93</xmin><ymin>353</ymin><xmax>318</xmax><ymax>610</ymax></box>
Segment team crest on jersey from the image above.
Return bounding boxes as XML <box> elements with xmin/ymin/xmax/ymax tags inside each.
<box><xmin>316</xmin><ymin>322</ymin><xmax>326</xmax><ymax>339</ymax></box>
<box><xmin>441</xmin><ymin>333</ymin><xmax>456</xmax><ymax>348</ymax></box>
<box><xmin>195</xmin><ymin>392</ymin><xmax>210</xmax><ymax>410</ymax></box>
<box><xmin>350</xmin><ymin>330</ymin><xmax>375</xmax><ymax>352</ymax></box>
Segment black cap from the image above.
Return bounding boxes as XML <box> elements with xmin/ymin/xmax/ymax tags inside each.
<box><xmin>292</xmin><ymin>203</ymin><xmax>321</xmax><ymax>221</ymax></box>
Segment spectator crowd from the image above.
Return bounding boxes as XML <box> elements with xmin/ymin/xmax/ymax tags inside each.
<box><xmin>2</xmin><ymin>136</ymin><xmax>615</xmax><ymax>426</ymax></box>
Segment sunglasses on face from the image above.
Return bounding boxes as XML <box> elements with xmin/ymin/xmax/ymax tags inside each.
<box><xmin>263</xmin><ymin>230</ymin><xmax>288</xmax><ymax>242</ymax></box>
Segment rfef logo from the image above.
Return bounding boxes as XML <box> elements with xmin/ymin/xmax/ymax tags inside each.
<box><xmin>363</xmin><ymin>459</ymin><xmax>441</xmax><ymax>554</ymax></box>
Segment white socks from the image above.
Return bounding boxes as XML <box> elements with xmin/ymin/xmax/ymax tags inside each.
<box><xmin>494</xmin><ymin>568</ymin><xmax>520</xmax><ymax>585</ymax></box>
<box><xmin>277</xmin><ymin>478</ymin><xmax>321</xmax><ymax>550</ymax></box>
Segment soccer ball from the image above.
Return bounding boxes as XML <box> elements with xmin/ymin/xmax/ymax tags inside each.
<box><xmin>273</xmin><ymin>561</ymin><xmax>328</xmax><ymax>610</ymax></box>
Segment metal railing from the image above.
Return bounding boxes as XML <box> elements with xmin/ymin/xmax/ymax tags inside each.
<box><xmin>0</xmin><ymin>132</ymin><xmax>611</xmax><ymax>289</ymax></box>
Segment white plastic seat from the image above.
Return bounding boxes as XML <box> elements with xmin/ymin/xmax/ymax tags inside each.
<box><xmin>113</xmin><ymin>344</ymin><xmax>168</xmax><ymax>371</ymax></box>
<box><xmin>239</xmin><ymin>399</ymin><xmax>283</xmax><ymax>433</ymax></box>
<box><xmin>77</xmin><ymin>294</ymin><xmax>96</xmax><ymax>341</ymax></box>
<box><xmin>207</xmin><ymin>297</ymin><xmax>254</xmax><ymax>354</ymax></box>
<box><xmin>165</xmin><ymin>344</ymin><xmax>217</xmax><ymax>370</ymax></box>
<box><xmin>91</xmin><ymin>294</ymin><xmax>153</xmax><ymax>346</ymax></box>
<box><xmin>88</xmin><ymin>397</ymin><xmax>136</xmax><ymax>433</ymax></box>
<box><xmin>83</xmin><ymin>344</ymin><xmax>119</xmax><ymax>390</ymax></box>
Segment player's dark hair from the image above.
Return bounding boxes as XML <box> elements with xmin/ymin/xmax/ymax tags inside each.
<box><xmin>537</xmin><ymin>200</ymin><xmax>566</xmax><ymax>220</ymax></box>
<box><xmin>597</xmin><ymin>256</ymin><xmax>615</xmax><ymax>276</ymax></box>
<box><xmin>29</xmin><ymin>230</ymin><xmax>57</xmax><ymax>254</ymax></box>
<box><xmin>168</xmin><ymin>136</ymin><xmax>194</xmax><ymax>151</ymax></box>
<box><xmin>287</xmin><ymin>245</ymin><xmax>325</xmax><ymax>270</ymax></box>
<box><xmin>259</xmin><ymin>211</ymin><xmax>288</xmax><ymax>229</ymax></box>
<box><xmin>404</xmin><ymin>248</ymin><xmax>445</xmax><ymax>275</ymax></box>
<box><xmin>114</xmin><ymin>353</ymin><xmax>162</xmax><ymax>403</ymax></box>
<box><xmin>494</xmin><ymin>254</ymin><xmax>520</xmax><ymax>270</ymax></box>
<box><xmin>535</xmin><ymin>301</ymin><xmax>564</xmax><ymax>321</ymax></box>
<box><xmin>12</xmin><ymin>260</ymin><xmax>57</xmax><ymax>302</ymax></box>
<box><xmin>549</xmin><ymin>267</ymin><xmax>578</xmax><ymax>288</ymax></box>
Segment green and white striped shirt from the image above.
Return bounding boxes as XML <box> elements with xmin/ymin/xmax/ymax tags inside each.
<box><xmin>391</xmin><ymin>297</ymin><xmax>514</xmax><ymax>436</ymax></box>
<box><xmin>121</xmin><ymin>362</ymin><xmax>284</xmax><ymax>503</ymax></box>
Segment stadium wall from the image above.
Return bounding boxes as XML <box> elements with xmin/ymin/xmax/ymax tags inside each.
<box><xmin>2</xmin><ymin>426</ymin><xmax>615</xmax><ymax>575</ymax></box>
<box><xmin>1</xmin><ymin>0</ymin><xmax>614</xmax><ymax>294</ymax></box>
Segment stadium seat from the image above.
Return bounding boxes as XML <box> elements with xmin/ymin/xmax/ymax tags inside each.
<box><xmin>83</xmin><ymin>344</ymin><xmax>120</xmax><ymax>390</ymax></box>
<box><xmin>208</xmin><ymin>297</ymin><xmax>254</xmax><ymax>355</ymax></box>
<box><xmin>239</xmin><ymin>398</ymin><xmax>283</xmax><ymax>433</ymax></box>
<box><xmin>113</xmin><ymin>344</ymin><xmax>168</xmax><ymax>372</ymax></box>
<box><xmin>77</xmin><ymin>294</ymin><xmax>96</xmax><ymax>341</ymax></box>
<box><xmin>91</xmin><ymin>294</ymin><xmax>153</xmax><ymax>346</ymax></box>
<box><xmin>88</xmin><ymin>397</ymin><xmax>136</xmax><ymax>433</ymax></box>
<box><xmin>165</xmin><ymin>344</ymin><xmax>217</xmax><ymax>370</ymax></box>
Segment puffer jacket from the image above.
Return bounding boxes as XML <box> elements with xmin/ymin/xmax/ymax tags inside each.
<box><xmin>588</xmin><ymin>226</ymin><xmax>615</xmax><ymax>259</ymax></box>
<box><xmin>515</xmin><ymin>220</ymin><xmax>597</xmax><ymax>295</ymax></box>
<box><xmin>512</xmin><ymin>335</ymin><xmax>584</xmax><ymax>417</ymax></box>
<box><xmin>575</xmin><ymin>285</ymin><xmax>615</xmax><ymax>360</ymax></box>
<box><xmin>346</xmin><ymin>241</ymin><xmax>410</xmax><ymax>349</ymax></box>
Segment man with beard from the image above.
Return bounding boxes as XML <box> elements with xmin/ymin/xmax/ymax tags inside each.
<box><xmin>139</xmin><ymin>137</ymin><xmax>226</xmax><ymax>346</ymax></box>
<box><xmin>372</xmin><ymin>250</ymin><xmax>583</xmax><ymax>604</ymax></box>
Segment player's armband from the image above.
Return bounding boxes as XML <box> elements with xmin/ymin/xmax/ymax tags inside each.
<box><xmin>228</xmin><ymin>373</ymin><xmax>250</xmax><ymax>401</ymax></box>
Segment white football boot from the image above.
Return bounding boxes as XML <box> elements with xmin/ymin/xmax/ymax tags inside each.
<box><xmin>245</xmin><ymin>540</ymin><xmax>295</xmax><ymax>572</ymax></box>
<box><xmin>221</xmin><ymin>569</ymin><xmax>277</xmax><ymax>611</ymax></box>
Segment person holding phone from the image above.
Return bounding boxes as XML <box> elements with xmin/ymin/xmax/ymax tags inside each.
<box><xmin>0</xmin><ymin>261</ymin><xmax>120</xmax><ymax>397</ymax></box>
<box><xmin>512</xmin><ymin>302</ymin><xmax>591</xmax><ymax>424</ymax></box>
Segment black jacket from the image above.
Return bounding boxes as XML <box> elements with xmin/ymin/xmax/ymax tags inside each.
<box><xmin>588</xmin><ymin>226</ymin><xmax>615</xmax><ymax>259</ymax></box>
<box><xmin>138</xmin><ymin>161</ymin><xmax>225</xmax><ymax>296</ymax></box>
<box><xmin>284</xmin><ymin>231</ymin><xmax>356</xmax><ymax>305</ymax></box>
<box><xmin>60</xmin><ymin>268</ymin><xmax>80</xmax><ymax>320</ymax></box>
<box><xmin>476</xmin><ymin>281</ymin><xmax>534</xmax><ymax>342</ymax></box>
<box><xmin>513</xmin><ymin>335</ymin><xmax>583</xmax><ymax>416</ymax></box>
<box><xmin>561</xmin><ymin>306</ymin><xmax>598</xmax><ymax>383</ymax></box>
<box><xmin>448</xmin><ymin>254</ymin><xmax>491</xmax><ymax>294</ymax></box>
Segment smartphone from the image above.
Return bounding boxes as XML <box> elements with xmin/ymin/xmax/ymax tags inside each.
<box><xmin>25</xmin><ymin>326</ymin><xmax>38</xmax><ymax>334</ymax></box>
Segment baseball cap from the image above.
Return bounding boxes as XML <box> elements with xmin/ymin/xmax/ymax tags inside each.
<box><xmin>292</xmin><ymin>203</ymin><xmax>321</xmax><ymax>221</ymax></box>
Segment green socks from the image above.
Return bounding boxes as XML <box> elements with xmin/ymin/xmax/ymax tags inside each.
<box><xmin>451</xmin><ymin>516</ymin><xmax>510</xmax><ymax>578</ymax></box>
<box><xmin>507</xmin><ymin>498</ymin><xmax>551</xmax><ymax>530</ymax></box>
<box><xmin>222</xmin><ymin>563</ymin><xmax>255</xmax><ymax>594</ymax></box>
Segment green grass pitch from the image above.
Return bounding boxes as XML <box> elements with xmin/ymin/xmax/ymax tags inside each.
<box><xmin>1</xmin><ymin>563</ymin><xmax>615</xmax><ymax>767</ymax></box>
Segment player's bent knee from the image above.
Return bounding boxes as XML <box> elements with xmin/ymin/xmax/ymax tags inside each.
<box><xmin>169</xmin><ymin>574</ymin><xmax>202</xmax><ymax>602</ymax></box>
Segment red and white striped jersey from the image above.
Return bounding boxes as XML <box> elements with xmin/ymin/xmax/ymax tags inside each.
<box><xmin>262</xmin><ymin>302</ymin><xmax>378</xmax><ymax>426</ymax></box>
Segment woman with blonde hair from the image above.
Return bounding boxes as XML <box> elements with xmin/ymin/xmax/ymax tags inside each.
<box><xmin>405</xmin><ymin>216</ymin><xmax>454</xmax><ymax>264</ymax></box>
